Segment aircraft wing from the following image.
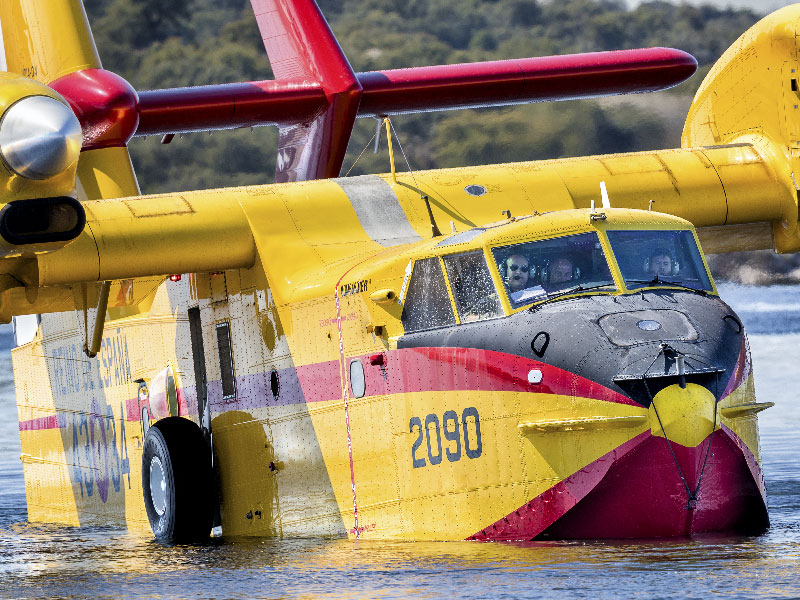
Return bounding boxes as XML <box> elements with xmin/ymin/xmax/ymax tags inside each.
<box><xmin>0</xmin><ymin>1</ymin><xmax>798</xmax><ymax>321</ymax></box>
<box><xmin>26</xmin><ymin>141</ymin><xmax>791</xmax><ymax>302</ymax></box>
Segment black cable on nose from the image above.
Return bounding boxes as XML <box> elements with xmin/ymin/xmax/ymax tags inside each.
<box><xmin>642</xmin><ymin>344</ymin><xmax>720</xmax><ymax>511</ymax></box>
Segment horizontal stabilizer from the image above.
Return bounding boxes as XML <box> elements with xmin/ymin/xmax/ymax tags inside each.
<box><xmin>25</xmin><ymin>0</ymin><xmax>695</xmax><ymax>183</ymax></box>
<box><xmin>135</xmin><ymin>47</ymin><xmax>696</xmax><ymax>135</ymax></box>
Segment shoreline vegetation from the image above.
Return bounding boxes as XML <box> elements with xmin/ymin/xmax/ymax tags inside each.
<box><xmin>83</xmin><ymin>0</ymin><xmax>794</xmax><ymax>283</ymax></box>
<box><xmin>84</xmin><ymin>0</ymin><xmax>762</xmax><ymax>192</ymax></box>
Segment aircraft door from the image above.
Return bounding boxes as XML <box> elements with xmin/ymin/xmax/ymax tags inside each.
<box><xmin>188</xmin><ymin>306</ymin><xmax>210</xmax><ymax>436</ymax></box>
<box><xmin>187</xmin><ymin>286</ymin><xmax>222</xmax><ymax>531</ymax></box>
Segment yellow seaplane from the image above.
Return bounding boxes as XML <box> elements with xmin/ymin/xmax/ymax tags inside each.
<box><xmin>3</xmin><ymin>0</ymin><xmax>794</xmax><ymax>542</ymax></box>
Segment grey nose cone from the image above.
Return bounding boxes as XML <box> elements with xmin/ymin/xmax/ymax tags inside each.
<box><xmin>0</xmin><ymin>95</ymin><xmax>83</xmax><ymax>180</ymax></box>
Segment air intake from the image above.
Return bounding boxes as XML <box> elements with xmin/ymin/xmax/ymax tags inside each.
<box><xmin>0</xmin><ymin>196</ymin><xmax>86</xmax><ymax>245</ymax></box>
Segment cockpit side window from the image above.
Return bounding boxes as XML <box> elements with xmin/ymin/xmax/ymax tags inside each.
<box><xmin>443</xmin><ymin>251</ymin><xmax>503</xmax><ymax>323</ymax></box>
<box><xmin>606</xmin><ymin>229</ymin><xmax>713</xmax><ymax>292</ymax></box>
<box><xmin>401</xmin><ymin>257</ymin><xmax>456</xmax><ymax>333</ymax></box>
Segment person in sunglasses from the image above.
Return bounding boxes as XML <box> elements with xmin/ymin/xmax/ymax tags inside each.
<box><xmin>502</xmin><ymin>253</ymin><xmax>548</xmax><ymax>306</ymax></box>
<box><xmin>504</xmin><ymin>254</ymin><xmax>531</xmax><ymax>292</ymax></box>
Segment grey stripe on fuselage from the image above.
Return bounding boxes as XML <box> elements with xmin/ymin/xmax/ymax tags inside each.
<box><xmin>335</xmin><ymin>175</ymin><xmax>422</xmax><ymax>246</ymax></box>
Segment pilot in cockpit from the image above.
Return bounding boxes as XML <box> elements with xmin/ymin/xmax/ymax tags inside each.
<box><xmin>504</xmin><ymin>254</ymin><xmax>531</xmax><ymax>292</ymax></box>
<box><xmin>646</xmin><ymin>248</ymin><xmax>676</xmax><ymax>278</ymax></box>
<box><xmin>502</xmin><ymin>253</ymin><xmax>549</xmax><ymax>305</ymax></box>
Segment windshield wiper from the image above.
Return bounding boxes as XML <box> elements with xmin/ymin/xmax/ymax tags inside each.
<box><xmin>528</xmin><ymin>283</ymin><xmax>616</xmax><ymax>312</ymax></box>
<box><xmin>625</xmin><ymin>278</ymin><xmax>708</xmax><ymax>296</ymax></box>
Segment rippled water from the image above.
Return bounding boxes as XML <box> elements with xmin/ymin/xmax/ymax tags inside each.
<box><xmin>1</xmin><ymin>284</ymin><xmax>798</xmax><ymax>599</ymax></box>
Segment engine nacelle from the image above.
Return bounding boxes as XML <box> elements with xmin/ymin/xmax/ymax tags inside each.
<box><xmin>0</xmin><ymin>73</ymin><xmax>85</xmax><ymax>255</ymax></box>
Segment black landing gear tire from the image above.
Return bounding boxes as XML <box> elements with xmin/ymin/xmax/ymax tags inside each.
<box><xmin>142</xmin><ymin>417</ymin><xmax>214</xmax><ymax>543</ymax></box>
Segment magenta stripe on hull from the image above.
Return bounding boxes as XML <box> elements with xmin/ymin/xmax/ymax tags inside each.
<box><xmin>469</xmin><ymin>427</ymin><xmax>768</xmax><ymax>540</ymax></box>
<box><xmin>18</xmin><ymin>415</ymin><xmax>59</xmax><ymax>432</ymax></box>
<box><xmin>468</xmin><ymin>432</ymin><xmax>650</xmax><ymax>541</ymax></box>
<box><xmin>18</xmin><ymin>344</ymin><xmax>750</xmax><ymax>433</ymax></box>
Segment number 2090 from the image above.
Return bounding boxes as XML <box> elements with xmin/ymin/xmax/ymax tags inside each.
<box><xmin>409</xmin><ymin>407</ymin><xmax>482</xmax><ymax>468</ymax></box>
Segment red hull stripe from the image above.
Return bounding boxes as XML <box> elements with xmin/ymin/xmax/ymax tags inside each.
<box><xmin>720</xmin><ymin>337</ymin><xmax>752</xmax><ymax>400</ymax></box>
<box><xmin>18</xmin><ymin>345</ymin><xmax>737</xmax><ymax>430</ymax></box>
<box><xmin>213</xmin><ymin>346</ymin><xmax>640</xmax><ymax>410</ymax></box>
<box><xmin>378</xmin><ymin>347</ymin><xmax>639</xmax><ymax>406</ymax></box>
<box><xmin>16</xmin><ymin>346</ymin><xmax>666</xmax><ymax>430</ymax></box>
<box><xmin>196</xmin><ymin>346</ymin><xmax>640</xmax><ymax>412</ymax></box>
<box><xmin>537</xmin><ymin>426</ymin><xmax>768</xmax><ymax>538</ymax></box>
<box><xmin>721</xmin><ymin>423</ymin><xmax>767</xmax><ymax>501</ymax></box>
<box><xmin>467</xmin><ymin>432</ymin><xmax>650</xmax><ymax>540</ymax></box>
<box><xmin>125</xmin><ymin>395</ymin><xmax>142</xmax><ymax>422</ymax></box>
<box><xmin>20</xmin><ymin>388</ymin><xmax>190</xmax><ymax>432</ymax></box>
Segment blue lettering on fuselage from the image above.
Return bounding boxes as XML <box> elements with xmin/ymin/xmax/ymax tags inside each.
<box><xmin>100</xmin><ymin>334</ymin><xmax>130</xmax><ymax>389</ymax></box>
<box><xmin>69</xmin><ymin>401</ymin><xmax>132</xmax><ymax>501</ymax></box>
<box><xmin>49</xmin><ymin>330</ymin><xmax>133</xmax><ymax>502</ymax></box>
<box><xmin>50</xmin><ymin>331</ymin><xmax>130</xmax><ymax>393</ymax></box>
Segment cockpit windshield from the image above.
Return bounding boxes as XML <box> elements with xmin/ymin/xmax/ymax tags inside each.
<box><xmin>606</xmin><ymin>229</ymin><xmax>713</xmax><ymax>292</ymax></box>
<box><xmin>491</xmin><ymin>232</ymin><xmax>615</xmax><ymax>308</ymax></box>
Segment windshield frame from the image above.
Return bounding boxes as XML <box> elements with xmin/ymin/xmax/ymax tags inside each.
<box><xmin>422</xmin><ymin>225</ymin><xmax>715</xmax><ymax>321</ymax></box>
<box><xmin>489</xmin><ymin>231</ymin><xmax>618</xmax><ymax>311</ymax></box>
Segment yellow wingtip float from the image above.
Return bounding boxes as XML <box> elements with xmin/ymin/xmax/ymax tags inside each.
<box><xmin>2</xmin><ymin>0</ymin><xmax>796</xmax><ymax>542</ymax></box>
<box><xmin>683</xmin><ymin>3</ymin><xmax>800</xmax><ymax>254</ymax></box>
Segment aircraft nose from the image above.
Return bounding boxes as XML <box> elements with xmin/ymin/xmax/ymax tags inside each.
<box><xmin>649</xmin><ymin>383</ymin><xmax>718</xmax><ymax>448</ymax></box>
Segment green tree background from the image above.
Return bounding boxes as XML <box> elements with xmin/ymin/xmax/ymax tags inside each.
<box><xmin>83</xmin><ymin>0</ymin><xmax>760</xmax><ymax>195</ymax></box>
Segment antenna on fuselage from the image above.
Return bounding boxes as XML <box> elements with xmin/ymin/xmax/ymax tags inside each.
<box><xmin>590</xmin><ymin>181</ymin><xmax>610</xmax><ymax>222</ymax></box>
<box><xmin>600</xmin><ymin>180</ymin><xmax>611</xmax><ymax>208</ymax></box>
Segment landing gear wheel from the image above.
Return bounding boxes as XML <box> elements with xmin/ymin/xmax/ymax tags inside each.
<box><xmin>142</xmin><ymin>417</ymin><xmax>214</xmax><ymax>543</ymax></box>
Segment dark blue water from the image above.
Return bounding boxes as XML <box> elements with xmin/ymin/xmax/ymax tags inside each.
<box><xmin>0</xmin><ymin>285</ymin><xmax>798</xmax><ymax>599</ymax></box>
